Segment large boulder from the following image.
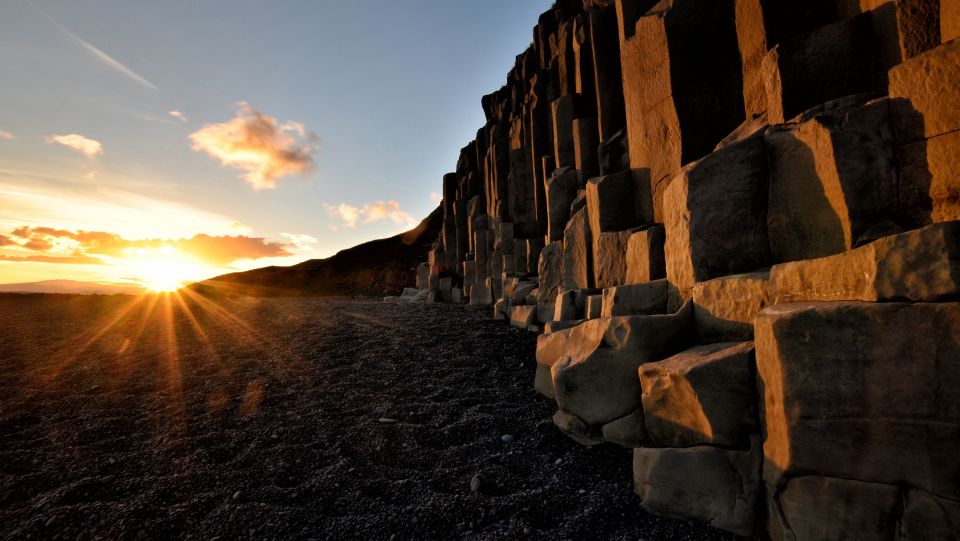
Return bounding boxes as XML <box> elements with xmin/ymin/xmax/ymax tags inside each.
<box><xmin>761</xmin><ymin>13</ymin><xmax>884</xmax><ymax>124</ymax></box>
<box><xmin>767</xmin><ymin>221</ymin><xmax>960</xmax><ymax>304</ymax></box>
<box><xmin>640</xmin><ymin>341</ymin><xmax>758</xmax><ymax>447</ymax></box>
<box><xmin>766</xmin><ymin>476</ymin><xmax>900</xmax><ymax>541</ymax></box>
<box><xmin>764</xmin><ymin>98</ymin><xmax>897</xmax><ymax>261</ymax></box>
<box><xmin>625</xmin><ymin>225</ymin><xmax>666</xmax><ymax>284</ymax></box>
<box><xmin>889</xmin><ymin>39</ymin><xmax>960</xmax><ymax>225</ymax></box>
<box><xmin>663</xmin><ymin>130</ymin><xmax>770</xmax><ymax>296</ymax></box>
<box><xmin>617</xmin><ymin>0</ymin><xmax>745</xmax><ymax>223</ymax></box>
<box><xmin>692</xmin><ymin>270</ymin><xmax>769</xmax><ymax>342</ymax></box>
<box><xmin>586</xmin><ymin>171</ymin><xmax>643</xmax><ymax>240</ymax></box>
<box><xmin>537</xmin><ymin>241</ymin><xmax>564</xmax><ymax>322</ymax></box>
<box><xmin>755</xmin><ymin>301</ymin><xmax>960</xmax><ymax>499</ymax></box>
<box><xmin>600</xmin><ymin>408</ymin><xmax>647</xmax><ymax>448</ymax></box>
<box><xmin>633</xmin><ymin>437</ymin><xmax>761</xmax><ymax>536</ymax></box>
<box><xmin>600</xmin><ymin>280</ymin><xmax>669</xmax><ymax>317</ymax></box>
<box><xmin>593</xmin><ymin>230</ymin><xmax>632</xmax><ymax>289</ymax></box>
<box><xmin>561</xmin><ymin>208</ymin><xmax>594</xmax><ymax>289</ymax></box>
<box><xmin>549</xmin><ymin>302</ymin><xmax>692</xmax><ymax>426</ymax></box>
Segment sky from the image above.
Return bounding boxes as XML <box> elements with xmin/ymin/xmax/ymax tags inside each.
<box><xmin>0</xmin><ymin>0</ymin><xmax>552</xmax><ymax>290</ymax></box>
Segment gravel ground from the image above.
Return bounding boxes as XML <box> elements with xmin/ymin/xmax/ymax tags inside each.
<box><xmin>0</xmin><ymin>294</ymin><xmax>740</xmax><ymax>540</ymax></box>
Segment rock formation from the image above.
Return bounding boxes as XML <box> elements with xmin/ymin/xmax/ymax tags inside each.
<box><xmin>407</xmin><ymin>0</ymin><xmax>960</xmax><ymax>537</ymax></box>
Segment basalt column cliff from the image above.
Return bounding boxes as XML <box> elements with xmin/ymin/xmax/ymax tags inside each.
<box><xmin>396</xmin><ymin>1</ymin><xmax>960</xmax><ymax>537</ymax></box>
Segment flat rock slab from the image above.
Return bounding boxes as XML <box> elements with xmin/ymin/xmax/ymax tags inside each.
<box><xmin>0</xmin><ymin>295</ymin><xmax>737</xmax><ymax>540</ymax></box>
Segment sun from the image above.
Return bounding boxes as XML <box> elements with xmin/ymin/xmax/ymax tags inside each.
<box><xmin>129</xmin><ymin>249</ymin><xmax>208</xmax><ymax>292</ymax></box>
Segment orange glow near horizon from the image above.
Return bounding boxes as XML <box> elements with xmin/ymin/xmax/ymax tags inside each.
<box><xmin>118</xmin><ymin>248</ymin><xmax>212</xmax><ymax>292</ymax></box>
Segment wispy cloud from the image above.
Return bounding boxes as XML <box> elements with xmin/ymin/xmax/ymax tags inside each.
<box><xmin>30</xmin><ymin>1</ymin><xmax>157</xmax><ymax>90</ymax></box>
<box><xmin>0</xmin><ymin>253</ymin><xmax>105</xmax><ymax>265</ymax></box>
<box><xmin>169</xmin><ymin>111</ymin><xmax>187</xmax><ymax>123</ymax></box>
<box><xmin>324</xmin><ymin>200</ymin><xmax>416</xmax><ymax>230</ymax></box>
<box><xmin>189</xmin><ymin>103</ymin><xmax>316</xmax><ymax>190</ymax></box>
<box><xmin>45</xmin><ymin>133</ymin><xmax>103</xmax><ymax>159</ymax></box>
<box><xmin>0</xmin><ymin>130</ymin><xmax>14</xmax><ymax>139</ymax></box>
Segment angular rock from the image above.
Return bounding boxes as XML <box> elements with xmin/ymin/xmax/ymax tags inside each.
<box><xmin>469</xmin><ymin>281</ymin><xmax>492</xmax><ymax>306</ymax></box>
<box><xmin>889</xmin><ymin>38</ymin><xmax>960</xmax><ymax>142</ymax></box>
<box><xmin>601</xmin><ymin>408</ymin><xmax>647</xmax><ymax>448</ymax></box>
<box><xmin>585</xmin><ymin>294</ymin><xmax>602</xmax><ymax>319</ymax></box>
<box><xmin>767</xmin><ymin>221</ymin><xmax>960</xmax><ymax>304</ymax></box>
<box><xmin>640</xmin><ymin>341</ymin><xmax>757</xmax><ymax>448</ymax></box>
<box><xmin>946</xmin><ymin>0</ymin><xmax>960</xmax><ymax>42</ymax></box>
<box><xmin>509</xmin><ymin>305</ymin><xmax>537</xmax><ymax>329</ymax></box>
<box><xmin>586</xmin><ymin>171</ymin><xmax>642</xmax><ymax>240</ymax></box>
<box><xmin>765</xmin><ymin>98</ymin><xmax>897</xmax><ymax>261</ymax></box>
<box><xmin>618</xmin><ymin>0</ymin><xmax>745</xmax><ymax>222</ymax></box>
<box><xmin>549</xmin><ymin>302</ymin><xmax>692</xmax><ymax>426</ymax></box>
<box><xmin>692</xmin><ymin>271</ymin><xmax>769</xmax><ymax>342</ymax></box>
<box><xmin>552</xmin><ymin>409</ymin><xmax>603</xmax><ymax>446</ymax></box>
<box><xmin>767</xmin><ymin>476</ymin><xmax>900</xmax><ymax>541</ymax></box>
<box><xmin>512</xmin><ymin>281</ymin><xmax>537</xmax><ymax>305</ymax></box>
<box><xmin>755</xmin><ymin>301</ymin><xmax>960</xmax><ymax>499</ymax></box>
<box><xmin>633</xmin><ymin>438</ymin><xmax>761</xmax><ymax>536</ymax></box>
<box><xmin>572</xmin><ymin>117</ymin><xmax>600</xmax><ymax>183</ymax></box>
<box><xmin>600</xmin><ymin>280</ymin><xmax>668</xmax><ymax>318</ymax></box>
<box><xmin>762</xmin><ymin>14</ymin><xmax>884</xmax><ymax>124</ymax></box>
<box><xmin>663</xmin><ymin>130</ymin><xmax>770</xmax><ymax>296</ymax></box>
<box><xmin>416</xmin><ymin>262</ymin><xmax>430</xmax><ymax>290</ymax></box>
<box><xmin>544</xmin><ymin>319</ymin><xmax>584</xmax><ymax>334</ymax></box>
<box><xmin>551</xmin><ymin>95</ymin><xmax>577</xmax><ymax>169</ymax></box>
<box><xmin>537</xmin><ymin>241</ymin><xmax>564</xmax><ymax>322</ymax></box>
<box><xmin>561</xmin><ymin>208</ymin><xmax>594</xmax><ymax>289</ymax></box>
<box><xmin>898</xmin><ymin>129</ymin><xmax>960</xmax><ymax>225</ymax></box>
<box><xmin>901</xmin><ymin>488</ymin><xmax>960</xmax><ymax>540</ymax></box>
<box><xmin>592</xmin><ymin>230</ymin><xmax>632</xmax><ymax>289</ymax></box>
<box><xmin>546</xmin><ymin>167</ymin><xmax>580</xmax><ymax>242</ymax></box>
<box><xmin>624</xmin><ymin>225</ymin><xmax>666</xmax><ymax>284</ymax></box>
<box><xmin>554</xmin><ymin>289</ymin><xmax>578</xmax><ymax>321</ymax></box>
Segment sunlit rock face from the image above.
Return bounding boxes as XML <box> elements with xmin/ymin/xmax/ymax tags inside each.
<box><xmin>411</xmin><ymin>0</ymin><xmax>960</xmax><ymax>535</ymax></box>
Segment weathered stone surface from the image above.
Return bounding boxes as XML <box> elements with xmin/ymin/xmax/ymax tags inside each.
<box><xmin>902</xmin><ymin>488</ymin><xmax>960</xmax><ymax>540</ymax></box>
<box><xmin>692</xmin><ymin>271</ymin><xmax>769</xmax><ymax>342</ymax></box>
<box><xmin>593</xmin><ymin>230</ymin><xmax>632</xmax><ymax>289</ymax></box>
<box><xmin>493</xmin><ymin>298</ymin><xmax>509</xmax><ymax>320</ymax></box>
<box><xmin>663</xmin><ymin>131</ymin><xmax>770</xmax><ymax>295</ymax></box>
<box><xmin>762</xmin><ymin>14</ymin><xmax>884</xmax><ymax>124</ymax></box>
<box><xmin>889</xmin><ymin>38</ymin><xmax>960</xmax><ymax>142</ymax></box>
<box><xmin>586</xmin><ymin>171</ymin><xmax>642</xmax><ymax>240</ymax></box>
<box><xmin>765</xmin><ymin>98</ymin><xmax>897</xmax><ymax>261</ymax></box>
<box><xmin>552</xmin><ymin>409</ymin><xmax>603</xmax><ymax>446</ymax></box>
<box><xmin>469</xmin><ymin>281</ymin><xmax>492</xmax><ymax>306</ymax></box>
<box><xmin>945</xmin><ymin>0</ymin><xmax>960</xmax><ymax>42</ymax></box>
<box><xmin>618</xmin><ymin>0</ymin><xmax>745</xmax><ymax>223</ymax></box>
<box><xmin>545</xmin><ymin>167</ymin><xmax>579</xmax><ymax>242</ymax></box>
<box><xmin>767</xmin><ymin>221</ymin><xmax>960</xmax><ymax>304</ymax></box>
<box><xmin>561</xmin><ymin>208</ymin><xmax>593</xmax><ymax>289</ymax></box>
<box><xmin>512</xmin><ymin>282</ymin><xmax>537</xmax><ymax>305</ymax></box>
<box><xmin>898</xmin><ymin>129</ymin><xmax>960</xmax><ymax>225</ymax></box>
<box><xmin>509</xmin><ymin>305</ymin><xmax>537</xmax><ymax>329</ymax></box>
<box><xmin>544</xmin><ymin>319</ymin><xmax>583</xmax><ymax>334</ymax></box>
<box><xmin>766</xmin><ymin>476</ymin><xmax>900</xmax><ymax>541</ymax></box>
<box><xmin>640</xmin><ymin>341</ymin><xmax>757</xmax><ymax>448</ymax></box>
<box><xmin>525</xmin><ymin>238</ymin><xmax>544</xmax><ymax>276</ymax></box>
<box><xmin>601</xmin><ymin>408</ymin><xmax>647</xmax><ymax>448</ymax></box>
<box><xmin>600</xmin><ymin>280</ymin><xmax>668</xmax><ymax>317</ymax></box>
<box><xmin>550</xmin><ymin>302</ymin><xmax>692</xmax><ymax>426</ymax></box>
<box><xmin>625</xmin><ymin>225</ymin><xmax>666</xmax><ymax>284</ymax></box>
<box><xmin>553</xmin><ymin>289</ymin><xmax>578</xmax><ymax>321</ymax></box>
<box><xmin>572</xmin><ymin>117</ymin><xmax>600</xmax><ymax>183</ymax></box>
<box><xmin>585</xmin><ymin>294</ymin><xmax>602</xmax><ymax>319</ymax></box>
<box><xmin>551</xmin><ymin>95</ymin><xmax>577</xmax><ymax>169</ymax></box>
<box><xmin>416</xmin><ymin>262</ymin><xmax>430</xmax><ymax>290</ymax></box>
<box><xmin>755</xmin><ymin>301</ymin><xmax>960</xmax><ymax>499</ymax></box>
<box><xmin>537</xmin><ymin>241</ymin><xmax>564</xmax><ymax>322</ymax></box>
<box><xmin>633</xmin><ymin>438</ymin><xmax>761</xmax><ymax>536</ymax></box>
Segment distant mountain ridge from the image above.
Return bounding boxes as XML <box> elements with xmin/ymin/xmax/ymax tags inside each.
<box><xmin>190</xmin><ymin>205</ymin><xmax>442</xmax><ymax>297</ymax></box>
<box><xmin>0</xmin><ymin>279</ymin><xmax>146</xmax><ymax>295</ymax></box>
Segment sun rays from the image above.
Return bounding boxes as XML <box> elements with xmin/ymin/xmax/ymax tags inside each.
<box><xmin>0</xmin><ymin>288</ymin><xmax>312</xmax><ymax>426</ymax></box>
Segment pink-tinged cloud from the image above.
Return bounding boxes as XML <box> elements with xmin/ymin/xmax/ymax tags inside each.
<box><xmin>45</xmin><ymin>133</ymin><xmax>103</xmax><ymax>158</ymax></box>
<box><xmin>0</xmin><ymin>130</ymin><xmax>14</xmax><ymax>139</ymax></box>
<box><xmin>324</xmin><ymin>200</ymin><xmax>416</xmax><ymax>229</ymax></box>
<box><xmin>7</xmin><ymin>226</ymin><xmax>293</xmax><ymax>266</ymax></box>
<box><xmin>189</xmin><ymin>103</ymin><xmax>315</xmax><ymax>190</ymax></box>
<box><xmin>169</xmin><ymin>111</ymin><xmax>187</xmax><ymax>123</ymax></box>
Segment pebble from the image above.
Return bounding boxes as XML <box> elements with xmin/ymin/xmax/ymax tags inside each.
<box><xmin>470</xmin><ymin>474</ymin><xmax>484</xmax><ymax>493</ymax></box>
<box><xmin>232</xmin><ymin>491</ymin><xmax>242</xmax><ymax>501</ymax></box>
<box><xmin>500</xmin><ymin>434</ymin><xmax>514</xmax><ymax>443</ymax></box>
<box><xmin>378</xmin><ymin>418</ymin><xmax>397</xmax><ymax>424</ymax></box>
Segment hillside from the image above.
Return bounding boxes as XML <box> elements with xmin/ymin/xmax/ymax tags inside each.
<box><xmin>0</xmin><ymin>279</ymin><xmax>145</xmax><ymax>295</ymax></box>
<box><xmin>189</xmin><ymin>205</ymin><xmax>442</xmax><ymax>297</ymax></box>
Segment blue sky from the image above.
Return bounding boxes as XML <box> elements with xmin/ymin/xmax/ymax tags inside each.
<box><xmin>0</xmin><ymin>0</ymin><xmax>552</xmax><ymax>287</ymax></box>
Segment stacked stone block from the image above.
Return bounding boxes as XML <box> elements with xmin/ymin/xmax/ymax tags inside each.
<box><xmin>404</xmin><ymin>0</ymin><xmax>959</xmax><ymax>537</ymax></box>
